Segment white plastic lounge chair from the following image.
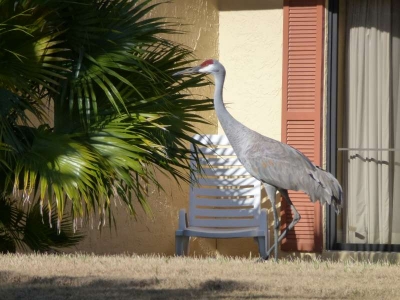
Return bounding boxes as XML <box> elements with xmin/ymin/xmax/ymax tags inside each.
<box><xmin>175</xmin><ymin>134</ymin><xmax>268</xmax><ymax>257</ymax></box>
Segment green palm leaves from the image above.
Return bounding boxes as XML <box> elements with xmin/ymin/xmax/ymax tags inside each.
<box><xmin>0</xmin><ymin>0</ymin><xmax>213</xmax><ymax>230</ymax></box>
<box><xmin>0</xmin><ymin>199</ymin><xmax>84</xmax><ymax>253</ymax></box>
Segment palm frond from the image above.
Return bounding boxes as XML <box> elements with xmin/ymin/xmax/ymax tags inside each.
<box><xmin>1</xmin><ymin>0</ymin><xmax>215</xmax><ymax>229</ymax></box>
<box><xmin>0</xmin><ymin>197</ymin><xmax>84</xmax><ymax>253</ymax></box>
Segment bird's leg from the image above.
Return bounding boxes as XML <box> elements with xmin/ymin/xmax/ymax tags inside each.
<box><xmin>265</xmin><ymin>189</ymin><xmax>301</xmax><ymax>258</ymax></box>
<box><xmin>263</xmin><ymin>183</ymin><xmax>278</xmax><ymax>262</ymax></box>
<box><xmin>275</xmin><ymin>189</ymin><xmax>301</xmax><ymax>244</ymax></box>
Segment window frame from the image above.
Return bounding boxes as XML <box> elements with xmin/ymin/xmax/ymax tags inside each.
<box><xmin>325</xmin><ymin>0</ymin><xmax>400</xmax><ymax>252</ymax></box>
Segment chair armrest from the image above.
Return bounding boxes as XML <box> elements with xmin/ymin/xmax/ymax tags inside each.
<box><xmin>178</xmin><ymin>209</ymin><xmax>188</xmax><ymax>230</ymax></box>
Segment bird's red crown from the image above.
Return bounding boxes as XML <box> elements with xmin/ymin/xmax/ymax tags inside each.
<box><xmin>200</xmin><ymin>59</ymin><xmax>214</xmax><ymax>67</ymax></box>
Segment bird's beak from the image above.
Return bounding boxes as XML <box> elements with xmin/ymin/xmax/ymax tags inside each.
<box><xmin>172</xmin><ymin>66</ymin><xmax>201</xmax><ymax>76</ymax></box>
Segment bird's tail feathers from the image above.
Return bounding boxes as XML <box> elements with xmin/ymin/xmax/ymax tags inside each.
<box><xmin>307</xmin><ymin>168</ymin><xmax>343</xmax><ymax>214</ymax></box>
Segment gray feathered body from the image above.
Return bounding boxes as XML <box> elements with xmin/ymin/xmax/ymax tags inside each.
<box><xmin>212</xmin><ymin>61</ymin><xmax>343</xmax><ymax>212</ymax></box>
<box><xmin>225</xmin><ymin>122</ymin><xmax>342</xmax><ymax>212</ymax></box>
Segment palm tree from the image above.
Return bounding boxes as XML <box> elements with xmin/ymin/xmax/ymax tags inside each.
<box><xmin>0</xmin><ymin>199</ymin><xmax>84</xmax><ymax>253</ymax></box>
<box><xmin>0</xmin><ymin>0</ymin><xmax>213</xmax><ymax>243</ymax></box>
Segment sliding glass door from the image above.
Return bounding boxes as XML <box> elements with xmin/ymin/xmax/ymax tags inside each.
<box><xmin>329</xmin><ymin>0</ymin><xmax>400</xmax><ymax>250</ymax></box>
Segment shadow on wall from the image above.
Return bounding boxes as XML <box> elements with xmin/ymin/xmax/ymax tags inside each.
<box><xmin>218</xmin><ymin>0</ymin><xmax>282</xmax><ymax>11</ymax></box>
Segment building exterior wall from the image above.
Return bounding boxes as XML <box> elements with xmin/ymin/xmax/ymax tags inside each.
<box><xmin>218</xmin><ymin>0</ymin><xmax>283</xmax><ymax>141</ymax></box>
<box><xmin>73</xmin><ymin>0</ymin><xmax>219</xmax><ymax>256</ymax></box>
<box><xmin>72</xmin><ymin>0</ymin><xmax>287</xmax><ymax>257</ymax></box>
<box><xmin>71</xmin><ymin>0</ymin><xmax>286</xmax><ymax>258</ymax></box>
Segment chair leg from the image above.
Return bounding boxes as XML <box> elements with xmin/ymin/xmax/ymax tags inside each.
<box><xmin>182</xmin><ymin>236</ymin><xmax>189</xmax><ymax>255</ymax></box>
<box><xmin>175</xmin><ymin>235</ymin><xmax>190</xmax><ymax>256</ymax></box>
<box><xmin>256</xmin><ymin>236</ymin><xmax>267</xmax><ymax>259</ymax></box>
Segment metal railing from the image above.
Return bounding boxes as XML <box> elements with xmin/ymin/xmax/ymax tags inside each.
<box><xmin>338</xmin><ymin>148</ymin><xmax>400</xmax><ymax>152</ymax></box>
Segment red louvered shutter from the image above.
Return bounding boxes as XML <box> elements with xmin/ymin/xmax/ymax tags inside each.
<box><xmin>281</xmin><ymin>0</ymin><xmax>324</xmax><ymax>252</ymax></box>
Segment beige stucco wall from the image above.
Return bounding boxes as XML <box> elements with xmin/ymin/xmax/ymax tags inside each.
<box><xmin>71</xmin><ymin>0</ymin><xmax>285</xmax><ymax>258</ymax></box>
<box><xmin>72</xmin><ymin>0</ymin><xmax>284</xmax><ymax>258</ymax></box>
<box><xmin>218</xmin><ymin>0</ymin><xmax>283</xmax><ymax>141</ymax></box>
<box><xmin>72</xmin><ymin>0</ymin><xmax>219</xmax><ymax>257</ymax></box>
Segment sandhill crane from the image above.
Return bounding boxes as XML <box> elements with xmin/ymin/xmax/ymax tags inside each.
<box><xmin>174</xmin><ymin>59</ymin><xmax>343</xmax><ymax>261</ymax></box>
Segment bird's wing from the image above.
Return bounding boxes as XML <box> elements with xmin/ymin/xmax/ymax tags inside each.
<box><xmin>238</xmin><ymin>134</ymin><xmax>317</xmax><ymax>191</ymax></box>
<box><xmin>238</xmin><ymin>134</ymin><xmax>343</xmax><ymax>210</ymax></box>
<box><xmin>247</xmin><ymin>134</ymin><xmax>316</xmax><ymax>169</ymax></box>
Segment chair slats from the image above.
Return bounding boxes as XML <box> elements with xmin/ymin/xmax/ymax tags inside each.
<box><xmin>192</xmin><ymin>134</ymin><xmax>231</xmax><ymax>146</ymax></box>
<box><xmin>192</xmin><ymin>198</ymin><xmax>257</xmax><ymax>207</ymax></box>
<box><xmin>176</xmin><ymin>134</ymin><xmax>268</xmax><ymax>257</ymax></box>
<box><xmin>190</xmin><ymin>187</ymin><xmax>259</xmax><ymax>197</ymax></box>
<box><xmin>193</xmin><ymin>208</ymin><xmax>257</xmax><ymax>218</ymax></box>
<box><xmin>190</xmin><ymin>218</ymin><xmax>260</xmax><ymax>228</ymax></box>
<box><xmin>195</xmin><ymin>176</ymin><xmax>259</xmax><ymax>187</ymax></box>
<box><xmin>189</xmin><ymin>135</ymin><xmax>261</xmax><ymax>228</ymax></box>
<box><xmin>196</xmin><ymin>147</ymin><xmax>237</xmax><ymax>156</ymax></box>
<box><xmin>196</xmin><ymin>157</ymin><xmax>243</xmax><ymax>166</ymax></box>
<box><xmin>197</xmin><ymin>167</ymin><xmax>251</xmax><ymax>176</ymax></box>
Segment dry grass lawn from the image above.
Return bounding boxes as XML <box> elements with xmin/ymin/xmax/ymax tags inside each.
<box><xmin>0</xmin><ymin>253</ymin><xmax>399</xmax><ymax>300</ymax></box>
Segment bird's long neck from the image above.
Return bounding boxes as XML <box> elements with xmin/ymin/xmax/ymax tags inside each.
<box><xmin>213</xmin><ymin>69</ymin><xmax>249</xmax><ymax>149</ymax></box>
<box><xmin>213</xmin><ymin>70</ymin><xmax>228</xmax><ymax>118</ymax></box>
